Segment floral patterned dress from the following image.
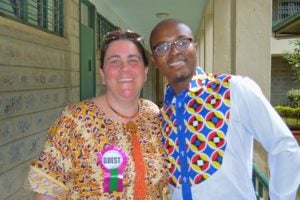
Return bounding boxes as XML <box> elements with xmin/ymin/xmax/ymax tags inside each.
<box><xmin>24</xmin><ymin>99</ymin><xmax>169</xmax><ymax>199</ymax></box>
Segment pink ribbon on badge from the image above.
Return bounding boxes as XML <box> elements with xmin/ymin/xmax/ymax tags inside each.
<box><xmin>98</xmin><ymin>145</ymin><xmax>128</xmax><ymax>192</ymax></box>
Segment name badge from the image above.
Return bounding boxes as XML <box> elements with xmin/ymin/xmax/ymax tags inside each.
<box><xmin>98</xmin><ymin>145</ymin><xmax>128</xmax><ymax>192</ymax></box>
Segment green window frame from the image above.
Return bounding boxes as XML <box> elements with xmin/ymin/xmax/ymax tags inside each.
<box><xmin>277</xmin><ymin>0</ymin><xmax>300</xmax><ymax>20</ymax></box>
<box><xmin>0</xmin><ymin>0</ymin><xmax>64</xmax><ymax>36</ymax></box>
<box><xmin>96</xmin><ymin>13</ymin><xmax>118</xmax><ymax>49</ymax></box>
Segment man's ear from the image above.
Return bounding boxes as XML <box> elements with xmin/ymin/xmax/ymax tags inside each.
<box><xmin>99</xmin><ymin>67</ymin><xmax>105</xmax><ymax>85</ymax></box>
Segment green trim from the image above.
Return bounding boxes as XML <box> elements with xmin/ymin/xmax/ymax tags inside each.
<box><xmin>253</xmin><ymin>163</ymin><xmax>269</xmax><ymax>187</ymax></box>
<box><xmin>59</xmin><ymin>0</ymin><xmax>64</xmax><ymax>35</ymax></box>
<box><xmin>0</xmin><ymin>0</ymin><xmax>64</xmax><ymax>36</ymax></box>
<box><xmin>96</xmin><ymin>13</ymin><xmax>118</xmax><ymax>48</ymax></box>
<box><xmin>253</xmin><ymin>163</ymin><xmax>269</xmax><ymax>199</ymax></box>
<box><xmin>20</xmin><ymin>0</ymin><xmax>27</xmax><ymax>20</ymax></box>
<box><xmin>272</xmin><ymin>11</ymin><xmax>300</xmax><ymax>32</ymax></box>
<box><xmin>79</xmin><ymin>0</ymin><xmax>96</xmax><ymax>100</ymax></box>
<box><xmin>42</xmin><ymin>0</ymin><xmax>48</xmax><ymax>29</ymax></box>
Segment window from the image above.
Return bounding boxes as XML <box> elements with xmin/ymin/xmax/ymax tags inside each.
<box><xmin>277</xmin><ymin>0</ymin><xmax>300</xmax><ymax>20</ymax></box>
<box><xmin>0</xmin><ymin>0</ymin><xmax>64</xmax><ymax>36</ymax></box>
<box><xmin>96</xmin><ymin>13</ymin><xmax>118</xmax><ymax>48</ymax></box>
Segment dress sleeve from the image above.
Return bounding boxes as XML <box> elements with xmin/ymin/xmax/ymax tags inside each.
<box><xmin>23</xmin><ymin>106</ymin><xmax>76</xmax><ymax>199</ymax></box>
<box><xmin>231</xmin><ymin>76</ymin><xmax>300</xmax><ymax>200</ymax></box>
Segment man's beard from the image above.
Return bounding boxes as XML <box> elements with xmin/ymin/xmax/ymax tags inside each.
<box><xmin>173</xmin><ymin>70</ymin><xmax>194</xmax><ymax>84</ymax></box>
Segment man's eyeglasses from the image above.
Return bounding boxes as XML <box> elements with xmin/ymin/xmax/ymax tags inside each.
<box><xmin>152</xmin><ymin>38</ymin><xmax>193</xmax><ymax>56</ymax></box>
<box><xmin>102</xmin><ymin>30</ymin><xmax>143</xmax><ymax>45</ymax></box>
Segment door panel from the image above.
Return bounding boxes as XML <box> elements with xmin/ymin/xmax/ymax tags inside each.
<box><xmin>80</xmin><ymin>0</ymin><xmax>95</xmax><ymax>100</ymax></box>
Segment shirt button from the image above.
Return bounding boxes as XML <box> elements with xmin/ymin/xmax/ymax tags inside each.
<box><xmin>181</xmin><ymin>151</ymin><xmax>184</xmax><ymax>156</ymax></box>
<box><xmin>179</xmin><ymin>125</ymin><xmax>182</xmax><ymax>131</ymax></box>
<box><xmin>183</xmin><ymin>177</ymin><xmax>187</xmax><ymax>182</ymax></box>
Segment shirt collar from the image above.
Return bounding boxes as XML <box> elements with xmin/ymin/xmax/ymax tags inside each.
<box><xmin>164</xmin><ymin>67</ymin><xmax>209</xmax><ymax>106</ymax></box>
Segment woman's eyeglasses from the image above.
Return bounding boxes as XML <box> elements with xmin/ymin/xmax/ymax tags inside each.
<box><xmin>152</xmin><ymin>38</ymin><xmax>193</xmax><ymax>56</ymax></box>
<box><xmin>102</xmin><ymin>30</ymin><xmax>143</xmax><ymax>45</ymax></box>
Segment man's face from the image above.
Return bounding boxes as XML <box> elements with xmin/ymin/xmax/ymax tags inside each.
<box><xmin>150</xmin><ymin>22</ymin><xmax>197</xmax><ymax>92</ymax></box>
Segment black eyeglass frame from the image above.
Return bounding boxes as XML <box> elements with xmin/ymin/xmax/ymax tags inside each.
<box><xmin>152</xmin><ymin>37</ymin><xmax>193</xmax><ymax>56</ymax></box>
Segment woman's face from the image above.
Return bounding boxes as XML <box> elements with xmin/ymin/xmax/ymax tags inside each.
<box><xmin>99</xmin><ymin>39</ymin><xmax>148</xmax><ymax>100</ymax></box>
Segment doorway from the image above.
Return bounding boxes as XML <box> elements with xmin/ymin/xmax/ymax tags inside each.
<box><xmin>80</xmin><ymin>0</ymin><xmax>96</xmax><ymax>100</ymax></box>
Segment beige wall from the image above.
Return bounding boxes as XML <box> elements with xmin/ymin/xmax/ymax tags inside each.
<box><xmin>235</xmin><ymin>0</ymin><xmax>272</xmax><ymax>99</ymax></box>
<box><xmin>271</xmin><ymin>56</ymin><xmax>300</xmax><ymax>105</ymax></box>
<box><xmin>0</xmin><ymin>1</ymin><xmax>80</xmax><ymax>199</ymax></box>
<box><xmin>197</xmin><ymin>0</ymin><xmax>272</xmax><ymax>177</ymax></box>
<box><xmin>198</xmin><ymin>0</ymin><xmax>272</xmax><ymax>99</ymax></box>
<box><xmin>271</xmin><ymin>37</ymin><xmax>297</xmax><ymax>55</ymax></box>
<box><xmin>213</xmin><ymin>0</ymin><xmax>232</xmax><ymax>74</ymax></box>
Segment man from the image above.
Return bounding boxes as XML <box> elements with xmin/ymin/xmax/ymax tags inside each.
<box><xmin>150</xmin><ymin>18</ymin><xmax>300</xmax><ymax>200</ymax></box>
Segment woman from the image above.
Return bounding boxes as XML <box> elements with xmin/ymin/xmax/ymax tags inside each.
<box><xmin>24</xmin><ymin>30</ymin><xmax>169</xmax><ymax>199</ymax></box>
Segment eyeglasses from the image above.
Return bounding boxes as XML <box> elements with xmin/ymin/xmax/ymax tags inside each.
<box><xmin>102</xmin><ymin>29</ymin><xmax>144</xmax><ymax>45</ymax></box>
<box><xmin>152</xmin><ymin>38</ymin><xmax>193</xmax><ymax>56</ymax></box>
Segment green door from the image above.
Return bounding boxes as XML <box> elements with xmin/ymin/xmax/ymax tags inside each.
<box><xmin>80</xmin><ymin>0</ymin><xmax>95</xmax><ymax>100</ymax></box>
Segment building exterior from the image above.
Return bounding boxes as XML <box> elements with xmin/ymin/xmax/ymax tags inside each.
<box><xmin>271</xmin><ymin>0</ymin><xmax>300</xmax><ymax>105</ymax></box>
<box><xmin>0</xmin><ymin>1</ymin><xmax>79</xmax><ymax>199</ymax></box>
<box><xmin>0</xmin><ymin>0</ymin><xmax>298</xmax><ymax>199</ymax></box>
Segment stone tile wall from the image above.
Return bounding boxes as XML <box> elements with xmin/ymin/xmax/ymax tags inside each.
<box><xmin>0</xmin><ymin>1</ymin><xmax>80</xmax><ymax>199</ymax></box>
<box><xmin>271</xmin><ymin>56</ymin><xmax>300</xmax><ymax>106</ymax></box>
